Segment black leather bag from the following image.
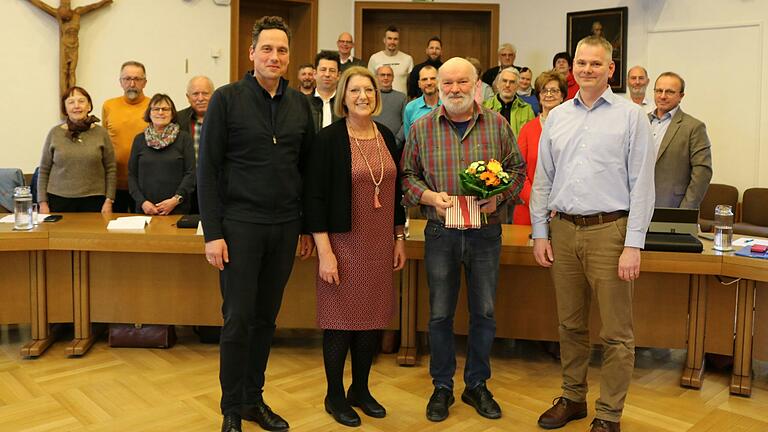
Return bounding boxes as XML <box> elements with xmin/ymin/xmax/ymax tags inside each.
<box><xmin>108</xmin><ymin>324</ymin><xmax>177</xmax><ymax>348</ymax></box>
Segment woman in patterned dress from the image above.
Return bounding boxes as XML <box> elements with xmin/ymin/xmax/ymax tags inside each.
<box><xmin>304</xmin><ymin>66</ymin><xmax>406</xmax><ymax>427</ymax></box>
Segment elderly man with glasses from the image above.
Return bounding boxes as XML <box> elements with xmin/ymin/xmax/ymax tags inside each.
<box><xmin>336</xmin><ymin>32</ymin><xmax>364</xmax><ymax>73</ymax></box>
<box><xmin>102</xmin><ymin>60</ymin><xmax>150</xmax><ymax>212</ymax></box>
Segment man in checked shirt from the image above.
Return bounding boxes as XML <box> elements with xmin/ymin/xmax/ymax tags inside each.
<box><xmin>401</xmin><ymin>57</ymin><xmax>526</xmax><ymax>423</ymax></box>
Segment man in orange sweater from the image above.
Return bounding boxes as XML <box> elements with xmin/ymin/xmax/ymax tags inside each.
<box><xmin>102</xmin><ymin>61</ymin><xmax>149</xmax><ymax>213</ymax></box>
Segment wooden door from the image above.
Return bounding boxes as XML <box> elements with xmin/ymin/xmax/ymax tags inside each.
<box><xmin>355</xmin><ymin>2</ymin><xmax>498</xmax><ymax>75</ymax></box>
<box><xmin>230</xmin><ymin>0</ymin><xmax>317</xmax><ymax>84</ymax></box>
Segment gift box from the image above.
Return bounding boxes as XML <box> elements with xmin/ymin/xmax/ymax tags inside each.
<box><xmin>445</xmin><ymin>195</ymin><xmax>481</xmax><ymax>229</ymax></box>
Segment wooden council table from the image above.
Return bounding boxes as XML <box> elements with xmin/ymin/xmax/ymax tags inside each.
<box><xmin>2</xmin><ymin>214</ymin><xmax>766</xmax><ymax>395</ymax></box>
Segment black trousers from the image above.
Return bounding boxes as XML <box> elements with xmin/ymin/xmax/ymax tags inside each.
<box><xmin>48</xmin><ymin>194</ymin><xmax>105</xmax><ymax>212</ymax></box>
<box><xmin>219</xmin><ymin>218</ymin><xmax>301</xmax><ymax>415</ymax></box>
<box><xmin>113</xmin><ymin>189</ymin><xmax>135</xmax><ymax>213</ymax></box>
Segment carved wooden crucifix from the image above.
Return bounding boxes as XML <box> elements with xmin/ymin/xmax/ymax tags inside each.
<box><xmin>27</xmin><ymin>0</ymin><xmax>113</xmax><ymax>97</ymax></box>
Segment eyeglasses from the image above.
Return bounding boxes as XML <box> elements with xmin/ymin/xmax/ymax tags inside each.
<box><xmin>150</xmin><ymin>107</ymin><xmax>172</xmax><ymax>113</ymax></box>
<box><xmin>337</xmin><ymin>40</ymin><xmax>353</xmax><ymax>45</ymax></box>
<box><xmin>653</xmin><ymin>89</ymin><xmax>680</xmax><ymax>96</ymax></box>
<box><xmin>121</xmin><ymin>76</ymin><xmax>146</xmax><ymax>83</ymax></box>
<box><xmin>541</xmin><ymin>88</ymin><xmax>562</xmax><ymax>95</ymax></box>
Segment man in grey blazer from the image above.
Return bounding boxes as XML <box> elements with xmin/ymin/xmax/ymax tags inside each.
<box><xmin>650</xmin><ymin>72</ymin><xmax>713</xmax><ymax>208</ymax></box>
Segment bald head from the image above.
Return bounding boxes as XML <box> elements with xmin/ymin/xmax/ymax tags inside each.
<box><xmin>337</xmin><ymin>32</ymin><xmax>354</xmax><ymax>58</ymax></box>
<box><xmin>438</xmin><ymin>57</ymin><xmax>477</xmax><ymax>119</ymax></box>
<box><xmin>186</xmin><ymin>75</ymin><xmax>214</xmax><ymax>118</ymax></box>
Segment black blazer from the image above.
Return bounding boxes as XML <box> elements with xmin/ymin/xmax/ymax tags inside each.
<box><xmin>304</xmin><ymin>119</ymin><xmax>406</xmax><ymax>233</ymax></box>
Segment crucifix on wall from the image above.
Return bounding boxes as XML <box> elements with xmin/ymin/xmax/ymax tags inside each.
<box><xmin>26</xmin><ymin>0</ymin><xmax>113</xmax><ymax>97</ymax></box>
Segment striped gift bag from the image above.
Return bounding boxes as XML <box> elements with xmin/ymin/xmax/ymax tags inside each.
<box><xmin>445</xmin><ymin>196</ymin><xmax>481</xmax><ymax>229</ymax></box>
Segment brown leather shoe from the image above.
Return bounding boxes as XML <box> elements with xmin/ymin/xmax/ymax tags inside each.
<box><xmin>590</xmin><ymin>418</ymin><xmax>621</xmax><ymax>432</ymax></box>
<box><xmin>537</xmin><ymin>396</ymin><xmax>587</xmax><ymax>429</ymax></box>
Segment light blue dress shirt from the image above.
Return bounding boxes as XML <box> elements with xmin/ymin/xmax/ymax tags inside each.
<box><xmin>649</xmin><ymin>105</ymin><xmax>679</xmax><ymax>153</ymax></box>
<box><xmin>403</xmin><ymin>95</ymin><xmax>441</xmax><ymax>139</ymax></box>
<box><xmin>530</xmin><ymin>88</ymin><xmax>656</xmax><ymax>248</ymax></box>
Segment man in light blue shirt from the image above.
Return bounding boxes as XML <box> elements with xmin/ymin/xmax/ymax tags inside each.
<box><xmin>530</xmin><ymin>36</ymin><xmax>655</xmax><ymax>432</ymax></box>
<box><xmin>403</xmin><ymin>65</ymin><xmax>441</xmax><ymax>139</ymax></box>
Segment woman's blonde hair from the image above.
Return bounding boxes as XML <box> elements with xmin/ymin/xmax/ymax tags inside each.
<box><xmin>333</xmin><ymin>66</ymin><xmax>382</xmax><ymax>118</ymax></box>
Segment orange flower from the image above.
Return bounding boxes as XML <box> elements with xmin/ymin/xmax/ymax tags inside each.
<box><xmin>479</xmin><ymin>171</ymin><xmax>498</xmax><ymax>186</ymax></box>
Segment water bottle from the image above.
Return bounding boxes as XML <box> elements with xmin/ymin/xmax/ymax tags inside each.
<box><xmin>13</xmin><ymin>186</ymin><xmax>33</xmax><ymax>231</ymax></box>
<box><xmin>713</xmin><ymin>204</ymin><xmax>734</xmax><ymax>251</ymax></box>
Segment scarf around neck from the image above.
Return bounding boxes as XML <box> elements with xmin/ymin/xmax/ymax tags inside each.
<box><xmin>65</xmin><ymin>115</ymin><xmax>100</xmax><ymax>141</ymax></box>
<box><xmin>144</xmin><ymin>122</ymin><xmax>180</xmax><ymax>149</ymax></box>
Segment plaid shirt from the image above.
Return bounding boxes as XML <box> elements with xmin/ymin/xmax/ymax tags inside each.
<box><xmin>401</xmin><ymin>102</ymin><xmax>526</xmax><ymax>223</ymax></box>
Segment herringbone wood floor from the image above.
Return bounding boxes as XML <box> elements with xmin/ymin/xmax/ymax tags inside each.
<box><xmin>1</xmin><ymin>326</ymin><xmax>768</xmax><ymax>432</ymax></box>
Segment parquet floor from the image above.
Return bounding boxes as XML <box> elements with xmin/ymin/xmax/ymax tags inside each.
<box><xmin>1</xmin><ymin>326</ymin><xmax>768</xmax><ymax>431</ymax></box>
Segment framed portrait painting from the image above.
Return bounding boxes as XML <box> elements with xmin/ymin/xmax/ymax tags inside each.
<box><xmin>567</xmin><ymin>7</ymin><xmax>628</xmax><ymax>93</ymax></box>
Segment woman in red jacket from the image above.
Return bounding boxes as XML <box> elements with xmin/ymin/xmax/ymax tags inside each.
<box><xmin>513</xmin><ymin>71</ymin><xmax>567</xmax><ymax>225</ymax></box>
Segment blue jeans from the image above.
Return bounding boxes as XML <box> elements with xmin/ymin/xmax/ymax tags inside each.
<box><xmin>424</xmin><ymin>221</ymin><xmax>501</xmax><ymax>390</ymax></box>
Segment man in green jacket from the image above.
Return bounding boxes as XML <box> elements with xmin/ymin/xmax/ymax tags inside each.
<box><xmin>483</xmin><ymin>67</ymin><xmax>534</xmax><ymax>138</ymax></box>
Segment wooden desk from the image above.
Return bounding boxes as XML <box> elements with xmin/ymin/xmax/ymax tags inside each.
<box><xmin>721</xmin><ymin>253</ymin><xmax>768</xmax><ymax>396</ymax></box>
<box><xmin>400</xmin><ymin>219</ymin><xmax>725</xmax><ymax>391</ymax></box>
<box><xmin>33</xmin><ymin>214</ymin><xmax>398</xmax><ymax>356</ymax></box>
<box><xmin>0</xmin><ymin>225</ymin><xmax>60</xmax><ymax>356</ymax></box>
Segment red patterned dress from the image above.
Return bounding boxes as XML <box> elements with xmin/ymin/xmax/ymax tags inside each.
<box><xmin>316</xmin><ymin>131</ymin><xmax>397</xmax><ymax>330</ymax></box>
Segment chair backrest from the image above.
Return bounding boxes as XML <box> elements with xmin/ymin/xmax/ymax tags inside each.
<box><xmin>740</xmin><ymin>187</ymin><xmax>768</xmax><ymax>226</ymax></box>
<box><xmin>0</xmin><ymin>168</ymin><xmax>24</xmax><ymax>212</ymax></box>
<box><xmin>699</xmin><ymin>183</ymin><xmax>739</xmax><ymax>221</ymax></box>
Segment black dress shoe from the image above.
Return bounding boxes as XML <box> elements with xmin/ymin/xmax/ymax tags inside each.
<box><xmin>461</xmin><ymin>383</ymin><xmax>502</xmax><ymax>419</ymax></box>
<box><xmin>426</xmin><ymin>387</ymin><xmax>454</xmax><ymax>422</ymax></box>
<box><xmin>325</xmin><ymin>396</ymin><xmax>362</xmax><ymax>427</ymax></box>
<box><xmin>221</xmin><ymin>414</ymin><xmax>242</xmax><ymax>432</ymax></box>
<box><xmin>347</xmin><ymin>389</ymin><xmax>386</xmax><ymax>418</ymax></box>
<box><xmin>241</xmin><ymin>401</ymin><xmax>289</xmax><ymax>431</ymax></box>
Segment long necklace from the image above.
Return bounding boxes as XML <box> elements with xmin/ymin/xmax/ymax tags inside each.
<box><xmin>349</xmin><ymin>122</ymin><xmax>385</xmax><ymax>209</ymax></box>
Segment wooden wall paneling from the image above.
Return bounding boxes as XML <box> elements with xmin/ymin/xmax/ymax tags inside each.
<box><xmin>753</xmin><ymin>282</ymin><xmax>768</xmax><ymax>361</ymax></box>
<box><xmin>703</xmin><ymin>276</ymin><xmax>737</xmax><ymax>355</ymax></box>
<box><xmin>231</xmin><ymin>0</ymin><xmax>317</xmax><ymax>84</ymax></box>
<box><xmin>0</xmin><ymin>252</ymin><xmax>31</xmax><ymax>324</ymax></box>
<box><xmin>45</xmin><ymin>250</ymin><xmax>73</xmax><ymax>323</ymax></box>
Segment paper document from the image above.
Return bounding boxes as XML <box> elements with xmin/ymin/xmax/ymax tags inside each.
<box><xmin>106</xmin><ymin>216</ymin><xmax>152</xmax><ymax>230</ymax></box>
<box><xmin>732</xmin><ymin>237</ymin><xmax>768</xmax><ymax>247</ymax></box>
<box><xmin>0</xmin><ymin>214</ymin><xmax>49</xmax><ymax>224</ymax></box>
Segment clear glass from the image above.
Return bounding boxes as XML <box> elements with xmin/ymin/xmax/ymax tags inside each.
<box><xmin>713</xmin><ymin>204</ymin><xmax>734</xmax><ymax>251</ymax></box>
<box><xmin>32</xmin><ymin>203</ymin><xmax>39</xmax><ymax>226</ymax></box>
<box><xmin>13</xmin><ymin>186</ymin><xmax>33</xmax><ymax>231</ymax></box>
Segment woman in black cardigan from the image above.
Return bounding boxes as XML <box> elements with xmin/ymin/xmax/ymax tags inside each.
<box><xmin>304</xmin><ymin>66</ymin><xmax>406</xmax><ymax>427</ymax></box>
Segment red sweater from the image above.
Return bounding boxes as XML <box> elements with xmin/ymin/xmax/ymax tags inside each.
<box><xmin>512</xmin><ymin>116</ymin><xmax>542</xmax><ymax>225</ymax></box>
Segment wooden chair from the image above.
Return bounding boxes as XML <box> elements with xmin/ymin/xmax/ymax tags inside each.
<box><xmin>698</xmin><ymin>183</ymin><xmax>739</xmax><ymax>232</ymax></box>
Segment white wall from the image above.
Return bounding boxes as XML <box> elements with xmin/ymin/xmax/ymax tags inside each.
<box><xmin>4</xmin><ymin>0</ymin><xmax>767</xmax><ymax>193</ymax></box>
<box><xmin>2</xmin><ymin>0</ymin><xmax>229</xmax><ymax>172</ymax></box>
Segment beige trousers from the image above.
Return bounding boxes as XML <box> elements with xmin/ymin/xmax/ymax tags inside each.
<box><xmin>549</xmin><ymin>215</ymin><xmax>635</xmax><ymax>423</ymax></box>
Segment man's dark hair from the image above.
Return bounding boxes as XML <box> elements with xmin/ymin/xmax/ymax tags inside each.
<box><xmin>252</xmin><ymin>16</ymin><xmax>291</xmax><ymax>46</ymax></box>
<box><xmin>314</xmin><ymin>50</ymin><xmax>340</xmax><ymax>69</ymax></box>
<box><xmin>298</xmin><ymin>63</ymin><xmax>314</xmax><ymax>71</ymax></box>
<box><xmin>385</xmin><ymin>25</ymin><xmax>399</xmax><ymax>34</ymax></box>
<box><xmin>428</xmin><ymin>36</ymin><xmax>442</xmax><ymax>46</ymax></box>
<box><xmin>552</xmin><ymin>51</ymin><xmax>572</xmax><ymax>68</ymax></box>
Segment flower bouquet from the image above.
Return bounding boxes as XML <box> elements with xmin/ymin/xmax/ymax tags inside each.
<box><xmin>446</xmin><ymin>159</ymin><xmax>512</xmax><ymax>227</ymax></box>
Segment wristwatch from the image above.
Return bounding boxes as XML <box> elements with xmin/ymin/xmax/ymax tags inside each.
<box><xmin>174</xmin><ymin>194</ymin><xmax>184</xmax><ymax>203</ymax></box>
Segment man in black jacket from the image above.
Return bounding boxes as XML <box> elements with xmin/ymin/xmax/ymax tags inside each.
<box><xmin>407</xmin><ymin>36</ymin><xmax>443</xmax><ymax>99</ymax></box>
<box><xmin>198</xmin><ymin>15</ymin><xmax>314</xmax><ymax>432</ymax></box>
<box><xmin>308</xmin><ymin>50</ymin><xmax>341</xmax><ymax>131</ymax></box>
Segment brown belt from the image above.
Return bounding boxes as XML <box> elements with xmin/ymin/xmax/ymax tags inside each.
<box><xmin>558</xmin><ymin>210</ymin><xmax>628</xmax><ymax>227</ymax></box>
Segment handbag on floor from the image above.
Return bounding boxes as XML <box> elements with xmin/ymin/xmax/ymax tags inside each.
<box><xmin>108</xmin><ymin>324</ymin><xmax>177</xmax><ymax>348</ymax></box>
